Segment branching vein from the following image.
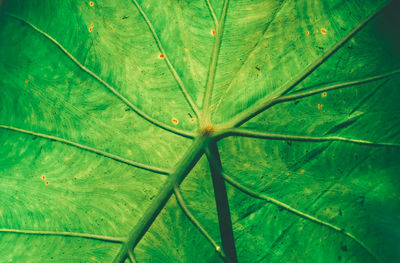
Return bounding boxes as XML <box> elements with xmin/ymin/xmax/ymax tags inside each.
<box><xmin>270</xmin><ymin>69</ymin><xmax>400</xmax><ymax>108</ymax></box>
<box><xmin>222</xmin><ymin>4</ymin><xmax>388</xmax><ymax>128</ymax></box>
<box><xmin>218</xmin><ymin>128</ymin><xmax>400</xmax><ymax>147</ymax></box>
<box><xmin>130</xmin><ymin>0</ymin><xmax>200</xmax><ymax>119</ymax></box>
<box><xmin>0</xmin><ymin>124</ymin><xmax>172</xmax><ymax>175</ymax></box>
<box><xmin>113</xmin><ymin>138</ymin><xmax>207</xmax><ymax>263</ymax></box>
<box><xmin>5</xmin><ymin>13</ymin><xmax>194</xmax><ymax>139</ymax></box>
<box><xmin>202</xmin><ymin>0</ymin><xmax>230</xmax><ymax>122</ymax></box>
<box><xmin>0</xmin><ymin>228</ymin><xmax>125</xmax><ymax>243</ymax></box>
<box><xmin>205</xmin><ymin>0</ymin><xmax>219</xmax><ymax>27</ymax></box>
<box><xmin>221</xmin><ymin>172</ymin><xmax>381</xmax><ymax>263</ymax></box>
<box><xmin>127</xmin><ymin>250</ymin><xmax>137</xmax><ymax>263</ymax></box>
<box><xmin>174</xmin><ymin>186</ymin><xmax>228</xmax><ymax>261</ymax></box>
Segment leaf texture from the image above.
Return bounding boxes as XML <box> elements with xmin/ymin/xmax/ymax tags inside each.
<box><xmin>0</xmin><ymin>0</ymin><xmax>399</xmax><ymax>262</ymax></box>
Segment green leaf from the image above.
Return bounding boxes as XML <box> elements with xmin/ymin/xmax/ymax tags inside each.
<box><xmin>1</xmin><ymin>0</ymin><xmax>399</xmax><ymax>262</ymax></box>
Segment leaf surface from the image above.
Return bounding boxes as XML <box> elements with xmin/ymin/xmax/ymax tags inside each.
<box><xmin>0</xmin><ymin>0</ymin><xmax>399</xmax><ymax>262</ymax></box>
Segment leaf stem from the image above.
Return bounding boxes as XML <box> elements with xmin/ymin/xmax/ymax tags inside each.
<box><xmin>221</xmin><ymin>172</ymin><xmax>382</xmax><ymax>263</ymax></box>
<box><xmin>205</xmin><ymin>142</ymin><xmax>238</xmax><ymax>263</ymax></box>
<box><xmin>174</xmin><ymin>186</ymin><xmax>229</xmax><ymax>262</ymax></box>
<box><xmin>202</xmin><ymin>0</ymin><xmax>230</xmax><ymax>123</ymax></box>
<box><xmin>222</xmin><ymin>3</ymin><xmax>389</xmax><ymax>128</ymax></box>
<box><xmin>130</xmin><ymin>0</ymin><xmax>201</xmax><ymax>120</ymax></box>
<box><xmin>0</xmin><ymin>228</ymin><xmax>125</xmax><ymax>243</ymax></box>
<box><xmin>216</xmin><ymin>128</ymin><xmax>400</xmax><ymax>148</ymax></box>
<box><xmin>0</xmin><ymin>124</ymin><xmax>172</xmax><ymax>175</ymax></box>
<box><xmin>5</xmin><ymin>13</ymin><xmax>195</xmax><ymax>139</ymax></box>
<box><xmin>113</xmin><ymin>137</ymin><xmax>207</xmax><ymax>263</ymax></box>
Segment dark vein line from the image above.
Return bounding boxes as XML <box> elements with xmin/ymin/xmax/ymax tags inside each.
<box><xmin>349</xmin><ymin>78</ymin><xmax>392</xmax><ymax>115</ymax></box>
<box><xmin>205</xmin><ymin>0</ymin><xmax>219</xmax><ymax>27</ymax></box>
<box><xmin>0</xmin><ymin>124</ymin><xmax>172</xmax><ymax>175</ymax></box>
<box><xmin>5</xmin><ymin>13</ymin><xmax>194</xmax><ymax>139</ymax></box>
<box><xmin>202</xmin><ymin>0</ymin><xmax>230</xmax><ymax>122</ymax></box>
<box><xmin>0</xmin><ymin>228</ymin><xmax>125</xmax><ymax>243</ymax></box>
<box><xmin>218</xmin><ymin>128</ymin><xmax>400</xmax><ymax>147</ymax></box>
<box><xmin>113</xmin><ymin>137</ymin><xmax>207</xmax><ymax>263</ymax></box>
<box><xmin>259</xmin><ymin>183</ymin><xmax>336</xmax><ymax>261</ymax></box>
<box><xmin>221</xmin><ymin>172</ymin><xmax>381</xmax><ymax>263</ymax></box>
<box><xmin>213</xmin><ymin>0</ymin><xmax>289</xmax><ymax>112</ymax></box>
<box><xmin>274</xmin><ymin>69</ymin><xmax>400</xmax><ymax>105</ymax></box>
<box><xmin>222</xmin><ymin>3</ymin><xmax>388</xmax><ymax>128</ymax></box>
<box><xmin>174</xmin><ymin>186</ymin><xmax>228</xmax><ymax>262</ymax></box>
<box><xmin>127</xmin><ymin>250</ymin><xmax>137</xmax><ymax>263</ymax></box>
<box><xmin>129</xmin><ymin>0</ymin><xmax>200</xmax><ymax>119</ymax></box>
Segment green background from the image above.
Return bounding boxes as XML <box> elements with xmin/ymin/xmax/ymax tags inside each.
<box><xmin>0</xmin><ymin>0</ymin><xmax>399</xmax><ymax>262</ymax></box>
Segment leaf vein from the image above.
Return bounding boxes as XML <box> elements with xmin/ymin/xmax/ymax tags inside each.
<box><xmin>129</xmin><ymin>0</ymin><xmax>200</xmax><ymax>119</ymax></box>
<box><xmin>5</xmin><ymin>13</ymin><xmax>194</xmax><ymax>139</ymax></box>
<box><xmin>0</xmin><ymin>124</ymin><xmax>172</xmax><ymax>175</ymax></box>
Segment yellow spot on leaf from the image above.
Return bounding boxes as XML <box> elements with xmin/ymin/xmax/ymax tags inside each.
<box><xmin>172</xmin><ymin>118</ymin><xmax>179</xmax><ymax>125</ymax></box>
<box><xmin>300</xmin><ymin>169</ymin><xmax>305</xmax><ymax>173</ymax></box>
<box><xmin>127</xmin><ymin>149</ymin><xmax>132</xmax><ymax>155</ymax></box>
